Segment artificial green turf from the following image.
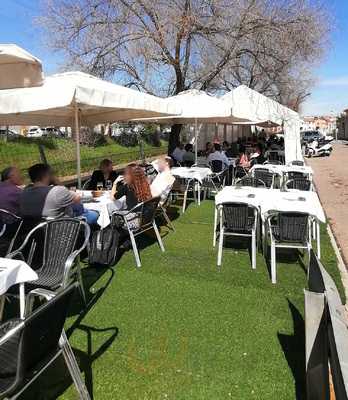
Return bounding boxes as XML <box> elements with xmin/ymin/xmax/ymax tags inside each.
<box><xmin>29</xmin><ymin>201</ymin><xmax>345</xmax><ymax>399</ymax></box>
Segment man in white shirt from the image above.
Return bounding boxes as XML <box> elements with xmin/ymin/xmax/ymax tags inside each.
<box><xmin>151</xmin><ymin>156</ymin><xmax>175</xmax><ymax>199</ymax></box>
<box><xmin>171</xmin><ymin>144</ymin><xmax>185</xmax><ymax>163</ymax></box>
<box><xmin>207</xmin><ymin>143</ymin><xmax>230</xmax><ymax>167</ymax></box>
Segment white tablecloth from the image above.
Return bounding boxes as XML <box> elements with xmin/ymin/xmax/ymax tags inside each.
<box><xmin>0</xmin><ymin>258</ymin><xmax>38</xmax><ymax>296</ymax></box>
<box><xmin>82</xmin><ymin>191</ymin><xmax>114</xmax><ymax>229</ymax></box>
<box><xmin>215</xmin><ymin>187</ymin><xmax>325</xmax><ymax>222</ymax></box>
<box><xmin>171</xmin><ymin>167</ymin><xmax>212</xmax><ymax>183</ymax></box>
<box><xmin>250</xmin><ymin>164</ymin><xmax>313</xmax><ymax>176</ymax></box>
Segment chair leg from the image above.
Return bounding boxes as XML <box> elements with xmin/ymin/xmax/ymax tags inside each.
<box><xmin>0</xmin><ymin>296</ymin><xmax>5</xmax><ymax>322</ymax></box>
<box><xmin>217</xmin><ymin>227</ymin><xmax>224</xmax><ymax>267</ymax></box>
<box><xmin>213</xmin><ymin>207</ymin><xmax>217</xmax><ymax>247</ymax></box>
<box><xmin>271</xmin><ymin>242</ymin><xmax>277</xmax><ymax>284</ymax></box>
<box><xmin>60</xmin><ymin>331</ymin><xmax>91</xmax><ymax>400</ymax></box>
<box><xmin>183</xmin><ymin>189</ymin><xmax>188</xmax><ymax>213</ymax></box>
<box><xmin>129</xmin><ymin>231</ymin><xmax>141</xmax><ymax>268</ymax></box>
<box><xmin>162</xmin><ymin>209</ymin><xmax>175</xmax><ymax>231</ymax></box>
<box><xmin>76</xmin><ymin>264</ymin><xmax>87</xmax><ymax>305</ymax></box>
<box><xmin>153</xmin><ymin>221</ymin><xmax>165</xmax><ymax>252</ymax></box>
<box><xmin>251</xmin><ymin>229</ymin><xmax>256</xmax><ymax>270</ymax></box>
<box><xmin>197</xmin><ymin>183</ymin><xmax>201</xmax><ymax>206</ymax></box>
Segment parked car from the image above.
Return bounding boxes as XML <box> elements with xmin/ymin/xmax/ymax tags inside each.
<box><xmin>0</xmin><ymin>128</ymin><xmax>18</xmax><ymax>136</ymax></box>
<box><xmin>44</xmin><ymin>127</ymin><xmax>65</xmax><ymax>137</ymax></box>
<box><xmin>27</xmin><ymin>126</ymin><xmax>47</xmax><ymax>138</ymax></box>
<box><xmin>301</xmin><ymin>130</ymin><xmax>323</xmax><ymax>143</ymax></box>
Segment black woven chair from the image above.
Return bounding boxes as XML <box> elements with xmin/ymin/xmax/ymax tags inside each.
<box><xmin>253</xmin><ymin>169</ymin><xmax>276</xmax><ymax>188</ymax></box>
<box><xmin>0</xmin><ymin>209</ymin><xmax>23</xmax><ymax>257</ymax></box>
<box><xmin>216</xmin><ymin>202</ymin><xmax>258</xmax><ymax>269</ymax></box>
<box><xmin>233</xmin><ymin>165</ymin><xmax>248</xmax><ymax>183</ymax></box>
<box><xmin>267</xmin><ymin>151</ymin><xmax>285</xmax><ymax>164</ymax></box>
<box><xmin>286</xmin><ymin>178</ymin><xmax>312</xmax><ymax>191</ymax></box>
<box><xmin>171</xmin><ymin>176</ymin><xmax>197</xmax><ymax>213</ymax></box>
<box><xmin>264</xmin><ymin>160</ymin><xmax>282</xmax><ymax>165</ymax></box>
<box><xmin>155</xmin><ymin>184</ymin><xmax>175</xmax><ymax>232</ymax></box>
<box><xmin>6</xmin><ymin>218</ymin><xmax>90</xmax><ymax>303</ymax></box>
<box><xmin>209</xmin><ymin>160</ymin><xmax>224</xmax><ymax>173</ymax></box>
<box><xmin>0</xmin><ymin>283</ymin><xmax>90</xmax><ymax>400</ymax></box>
<box><xmin>265</xmin><ymin>212</ymin><xmax>311</xmax><ymax>283</ymax></box>
<box><xmin>111</xmin><ymin>196</ymin><xmax>164</xmax><ymax>268</ymax></box>
<box><xmin>182</xmin><ymin>160</ymin><xmax>195</xmax><ymax>167</ymax></box>
<box><xmin>288</xmin><ymin>160</ymin><xmax>304</xmax><ymax>166</ymax></box>
<box><xmin>235</xmin><ymin>176</ymin><xmax>265</xmax><ymax>188</ymax></box>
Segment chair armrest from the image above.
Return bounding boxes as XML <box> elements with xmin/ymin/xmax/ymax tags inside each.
<box><xmin>0</xmin><ymin>321</ymin><xmax>24</xmax><ymax>346</ymax></box>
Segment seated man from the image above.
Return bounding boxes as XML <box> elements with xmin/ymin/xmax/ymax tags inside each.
<box><xmin>150</xmin><ymin>156</ymin><xmax>175</xmax><ymax>200</ymax></box>
<box><xmin>88</xmin><ymin>159</ymin><xmax>118</xmax><ymax>190</ymax></box>
<box><xmin>20</xmin><ymin>164</ymin><xmax>98</xmax><ymax>225</ymax></box>
<box><xmin>182</xmin><ymin>144</ymin><xmax>195</xmax><ymax>166</ymax></box>
<box><xmin>0</xmin><ymin>166</ymin><xmax>23</xmax><ymax>215</ymax></box>
<box><xmin>171</xmin><ymin>143</ymin><xmax>185</xmax><ymax>164</ymax></box>
<box><xmin>207</xmin><ymin>143</ymin><xmax>229</xmax><ymax>168</ymax></box>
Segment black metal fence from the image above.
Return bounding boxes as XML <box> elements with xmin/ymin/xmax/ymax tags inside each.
<box><xmin>0</xmin><ymin>136</ymin><xmax>166</xmax><ymax>181</ymax></box>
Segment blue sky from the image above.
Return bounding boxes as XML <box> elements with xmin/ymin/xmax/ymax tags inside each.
<box><xmin>0</xmin><ymin>0</ymin><xmax>347</xmax><ymax>116</ymax></box>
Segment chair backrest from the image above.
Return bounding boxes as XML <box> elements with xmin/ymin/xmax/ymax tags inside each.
<box><xmin>9</xmin><ymin>218</ymin><xmax>89</xmax><ymax>284</ymax></box>
<box><xmin>289</xmin><ymin>160</ymin><xmax>304</xmax><ymax>166</ymax></box>
<box><xmin>234</xmin><ymin>166</ymin><xmax>247</xmax><ymax>180</ymax></box>
<box><xmin>254</xmin><ymin>169</ymin><xmax>274</xmax><ymax>188</ymax></box>
<box><xmin>137</xmin><ymin>197</ymin><xmax>161</xmax><ymax>227</ymax></box>
<box><xmin>235</xmin><ymin>176</ymin><xmax>265</xmax><ymax>188</ymax></box>
<box><xmin>0</xmin><ymin>209</ymin><xmax>23</xmax><ymax>256</ymax></box>
<box><xmin>278</xmin><ymin>212</ymin><xmax>309</xmax><ymax>242</ymax></box>
<box><xmin>0</xmin><ymin>284</ymin><xmax>76</xmax><ymax>394</ymax></box>
<box><xmin>183</xmin><ymin>160</ymin><xmax>194</xmax><ymax>167</ymax></box>
<box><xmin>265</xmin><ymin>160</ymin><xmax>282</xmax><ymax>165</ymax></box>
<box><xmin>287</xmin><ymin>171</ymin><xmax>306</xmax><ymax>180</ymax></box>
<box><xmin>222</xmin><ymin>203</ymin><xmax>255</xmax><ymax>231</ymax></box>
<box><xmin>286</xmin><ymin>178</ymin><xmax>311</xmax><ymax>191</ymax></box>
<box><xmin>210</xmin><ymin>160</ymin><xmax>224</xmax><ymax>173</ymax></box>
<box><xmin>268</xmin><ymin>151</ymin><xmax>280</xmax><ymax>161</ymax></box>
<box><xmin>82</xmin><ymin>179</ymin><xmax>91</xmax><ymax>190</ymax></box>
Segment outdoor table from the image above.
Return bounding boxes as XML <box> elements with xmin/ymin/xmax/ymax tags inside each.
<box><xmin>214</xmin><ymin>186</ymin><xmax>325</xmax><ymax>257</ymax></box>
<box><xmin>172</xmin><ymin>167</ymin><xmax>213</xmax><ymax>206</ymax></box>
<box><xmin>0</xmin><ymin>257</ymin><xmax>38</xmax><ymax>320</ymax></box>
<box><xmin>82</xmin><ymin>190</ymin><xmax>115</xmax><ymax>229</ymax></box>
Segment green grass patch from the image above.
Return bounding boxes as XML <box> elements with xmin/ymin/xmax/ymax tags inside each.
<box><xmin>23</xmin><ymin>201</ymin><xmax>345</xmax><ymax>399</ymax></box>
<box><xmin>0</xmin><ymin>137</ymin><xmax>166</xmax><ymax>180</ymax></box>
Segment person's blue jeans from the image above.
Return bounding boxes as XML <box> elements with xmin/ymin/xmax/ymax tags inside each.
<box><xmin>72</xmin><ymin>204</ymin><xmax>99</xmax><ymax>225</ymax></box>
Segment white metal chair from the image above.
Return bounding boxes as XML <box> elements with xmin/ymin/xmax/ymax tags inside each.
<box><xmin>265</xmin><ymin>212</ymin><xmax>311</xmax><ymax>284</ymax></box>
<box><xmin>216</xmin><ymin>202</ymin><xmax>258</xmax><ymax>270</ymax></box>
<box><xmin>111</xmin><ymin>196</ymin><xmax>165</xmax><ymax>268</ymax></box>
<box><xmin>171</xmin><ymin>176</ymin><xmax>197</xmax><ymax>213</ymax></box>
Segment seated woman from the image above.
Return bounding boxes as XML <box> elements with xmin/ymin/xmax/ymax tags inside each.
<box><xmin>108</xmin><ymin>164</ymin><xmax>153</xmax><ymax>230</ymax></box>
<box><xmin>88</xmin><ymin>159</ymin><xmax>118</xmax><ymax>190</ymax></box>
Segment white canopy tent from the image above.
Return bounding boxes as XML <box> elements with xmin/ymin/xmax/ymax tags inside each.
<box><xmin>0</xmin><ymin>70</ymin><xmax>181</xmax><ymax>186</ymax></box>
<box><xmin>0</xmin><ymin>44</ymin><xmax>43</xmax><ymax>90</ymax></box>
<box><xmin>221</xmin><ymin>85</ymin><xmax>302</xmax><ymax>163</ymax></box>
<box><xmin>134</xmin><ymin>89</ymin><xmax>246</xmax><ymax>162</ymax></box>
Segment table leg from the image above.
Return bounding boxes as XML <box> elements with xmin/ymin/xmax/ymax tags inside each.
<box><xmin>19</xmin><ymin>283</ymin><xmax>25</xmax><ymax>319</ymax></box>
<box><xmin>213</xmin><ymin>207</ymin><xmax>217</xmax><ymax>247</ymax></box>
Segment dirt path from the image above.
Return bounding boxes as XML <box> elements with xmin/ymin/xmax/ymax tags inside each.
<box><xmin>307</xmin><ymin>142</ymin><xmax>348</xmax><ymax>265</ymax></box>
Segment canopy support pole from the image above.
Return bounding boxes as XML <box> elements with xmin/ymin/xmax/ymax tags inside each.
<box><xmin>194</xmin><ymin>117</ymin><xmax>198</xmax><ymax>164</ymax></box>
<box><xmin>74</xmin><ymin>102</ymin><xmax>81</xmax><ymax>189</ymax></box>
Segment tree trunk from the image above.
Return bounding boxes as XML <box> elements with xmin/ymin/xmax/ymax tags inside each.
<box><xmin>168</xmin><ymin>124</ymin><xmax>183</xmax><ymax>155</ymax></box>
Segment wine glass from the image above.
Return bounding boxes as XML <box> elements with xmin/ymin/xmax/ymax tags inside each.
<box><xmin>105</xmin><ymin>180</ymin><xmax>112</xmax><ymax>191</ymax></box>
<box><xmin>97</xmin><ymin>181</ymin><xmax>103</xmax><ymax>191</ymax></box>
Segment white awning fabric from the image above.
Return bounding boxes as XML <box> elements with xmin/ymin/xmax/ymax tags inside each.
<box><xmin>0</xmin><ymin>71</ymin><xmax>181</xmax><ymax>126</ymax></box>
<box><xmin>222</xmin><ymin>85</ymin><xmax>302</xmax><ymax>163</ymax></box>
<box><xmin>0</xmin><ymin>44</ymin><xmax>43</xmax><ymax>89</ymax></box>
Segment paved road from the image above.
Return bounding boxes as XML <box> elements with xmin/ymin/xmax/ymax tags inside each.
<box><xmin>307</xmin><ymin>142</ymin><xmax>348</xmax><ymax>264</ymax></box>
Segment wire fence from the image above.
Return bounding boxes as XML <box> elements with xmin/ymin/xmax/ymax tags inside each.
<box><xmin>0</xmin><ymin>136</ymin><xmax>167</xmax><ymax>182</ymax></box>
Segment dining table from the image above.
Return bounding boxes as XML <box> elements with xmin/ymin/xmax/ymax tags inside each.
<box><xmin>81</xmin><ymin>190</ymin><xmax>115</xmax><ymax>229</ymax></box>
<box><xmin>0</xmin><ymin>257</ymin><xmax>38</xmax><ymax>320</ymax></box>
<box><xmin>214</xmin><ymin>186</ymin><xmax>325</xmax><ymax>256</ymax></box>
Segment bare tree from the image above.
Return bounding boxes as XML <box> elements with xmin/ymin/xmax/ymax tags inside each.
<box><xmin>38</xmin><ymin>0</ymin><xmax>330</xmax><ymax>151</ymax></box>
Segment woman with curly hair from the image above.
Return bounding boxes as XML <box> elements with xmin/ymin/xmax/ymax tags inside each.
<box><xmin>112</xmin><ymin>164</ymin><xmax>152</xmax><ymax>209</ymax></box>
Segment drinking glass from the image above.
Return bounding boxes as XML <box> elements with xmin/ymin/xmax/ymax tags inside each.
<box><xmin>97</xmin><ymin>181</ymin><xmax>104</xmax><ymax>191</ymax></box>
<box><xmin>106</xmin><ymin>180</ymin><xmax>112</xmax><ymax>191</ymax></box>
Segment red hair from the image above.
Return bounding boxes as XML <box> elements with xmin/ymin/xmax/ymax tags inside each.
<box><xmin>126</xmin><ymin>165</ymin><xmax>152</xmax><ymax>202</ymax></box>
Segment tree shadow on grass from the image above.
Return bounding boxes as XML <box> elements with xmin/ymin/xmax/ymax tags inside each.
<box><xmin>278</xmin><ymin>299</ymin><xmax>306</xmax><ymax>400</ymax></box>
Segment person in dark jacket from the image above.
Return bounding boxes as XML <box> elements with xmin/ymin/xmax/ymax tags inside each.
<box><xmin>88</xmin><ymin>159</ymin><xmax>118</xmax><ymax>190</ymax></box>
